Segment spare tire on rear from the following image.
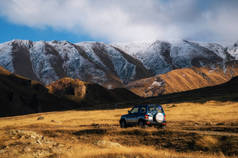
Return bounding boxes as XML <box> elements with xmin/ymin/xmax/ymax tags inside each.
<box><xmin>155</xmin><ymin>113</ymin><xmax>164</xmax><ymax>123</ymax></box>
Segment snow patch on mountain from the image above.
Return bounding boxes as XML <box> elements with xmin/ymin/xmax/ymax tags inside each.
<box><xmin>197</xmin><ymin>42</ymin><xmax>228</xmax><ymax>60</ymax></box>
<box><xmin>151</xmin><ymin>81</ymin><xmax>163</xmax><ymax>87</ymax></box>
<box><xmin>103</xmin><ymin>44</ymin><xmax>136</xmax><ymax>83</ymax></box>
<box><xmin>170</xmin><ymin>40</ymin><xmax>197</xmax><ymax>57</ymax></box>
<box><xmin>49</xmin><ymin>41</ymin><xmax>107</xmax><ymax>83</ymax></box>
<box><xmin>116</xmin><ymin>40</ymin><xmax>230</xmax><ymax>75</ymax></box>
<box><xmin>49</xmin><ymin>40</ymin><xmax>85</xmax><ymax>77</ymax></box>
<box><xmin>227</xmin><ymin>42</ymin><xmax>238</xmax><ymax>60</ymax></box>
<box><xmin>77</xmin><ymin>42</ymin><xmax>138</xmax><ymax>83</ymax></box>
<box><xmin>0</xmin><ymin>41</ymin><xmax>14</xmax><ymax>72</ymax></box>
<box><xmin>12</xmin><ymin>39</ymin><xmax>33</xmax><ymax>49</ymax></box>
<box><xmin>76</xmin><ymin>42</ymin><xmax>107</xmax><ymax>69</ymax></box>
<box><xmin>29</xmin><ymin>41</ymin><xmax>59</xmax><ymax>85</ymax></box>
<box><xmin>137</xmin><ymin>41</ymin><xmax>173</xmax><ymax>74</ymax></box>
<box><xmin>112</xmin><ymin>41</ymin><xmax>152</xmax><ymax>55</ymax></box>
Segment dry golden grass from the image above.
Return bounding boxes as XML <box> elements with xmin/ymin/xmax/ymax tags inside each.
<box><xmin>0</xmin><ymin>108</ymin><xmax>128</xmax><ymax>129</ymax></box>
<box><xmin>164</xmin><ymin>101</ymin><xmax>238</xmax><ymax>123</ymax></box>
<box><xmin>0</xmin><ymin>101</ymin><xmax>238</xmax><ymax>158</ymax></box>
<box><xmin>1</xmin><ymin>101</ymin><xmax>237</xmax><ymax>129</ymax></box>
<box><xmin>159</xmin><ymin>67</ymin><xmax>235</xmax><ymax>94</ymax></box>
<box><xmin>64</xmin><ymin>144</ymin><xmax>229</xmax><ymax>158</ymax></box>
<box><xmin>129</xmin><ymin>66</ymin><xmax>238</xmax><ymax>97</ymax></box>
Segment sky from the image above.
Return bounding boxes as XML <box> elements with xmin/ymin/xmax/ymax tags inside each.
<box><xmin>0</xmin><ymin>0</ymin><xmax>237</xmax><ymax>44</ymax></box>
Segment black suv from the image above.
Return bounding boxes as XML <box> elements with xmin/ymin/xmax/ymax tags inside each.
<box><xmin>119</xmin><ymin>104</ymin><xmax>166</xmax><ymax>128</ymax></box>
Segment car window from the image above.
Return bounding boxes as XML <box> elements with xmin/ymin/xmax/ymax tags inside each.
<box><xmin>148</xmin><ymin>106</ymin><xmax>155</xmax><ymax>111</ymax></box>
<box><xmin>148</xmin><ymin>105</ymin><xmax>163</xmax><ymax>113</ymax></box>
<box><xmin>140</xmin><ymin>107</ymin><xmax>146</xmax><ymax>113</ymax></box>
<box><xmin>130</xmin><ymin>107</ymin><xmax>139</xmax><ymax>114</ymax></box>
<box><xmin>156</xmin><ymin>106</ymin><xmax>163</xmax><ymax>113</ymax></box>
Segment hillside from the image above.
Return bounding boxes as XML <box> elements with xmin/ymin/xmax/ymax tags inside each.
<box><xmin>47</xmin><ymin>77</ymin><xmax>141</xmax><ymax>107</ymax></box>
<box><xmin>127</xmin><ymin>61</ymin><xmax>238</xmax><ymax>97</ymax></box>
<box><xmin>143</xmin><ymin>75</ymin><xmax>238</xmax><ymax>105</ymax></box>
<box><xmin>0</xmin><ymin>67</ymin><xmax>79</xmax><ymax>117</ymax></box>
<box><xmin>0</xmin><ymin>67</ymin><xmax>141</xmax><ymax>117</ymax></box>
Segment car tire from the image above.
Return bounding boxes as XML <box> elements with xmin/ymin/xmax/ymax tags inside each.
<box><xmin>120</xmin><ymin>120</ymin><xmax>127</xmax><ymax>128</ymax></box>
<box><xmin>156</xmin><ymin>124</ymin><xmax>166</xmax><ymax>129</ymax></box>
<box><xmin>138</xmin><ymin>120</ymin><xmax>145</xmax><ymax>128</ymax></box>
<box><xmin>155</xmin><ymin>113</ymin><xmax>164</xmax><ymax>123</ymax></box>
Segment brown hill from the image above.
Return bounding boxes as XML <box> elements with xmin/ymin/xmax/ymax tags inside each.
<box><xmin>143</xmin><ymin>75</ymin><xmax>238</xmax><ymax>104</ymax></box>
<box><xmin>127</xmin><ymin>61</ymin><xmax>238</xmax><ymax>97</ymax></box>
<box><xmin>0</xmin><ymin>66</ymin><xmax>142</xmax><ymax>117</ymax></box>
<box><xmin>47</xmin><ymin>77</ymin><xmax>141</xmax><ymax>106</ymax></box>
<box><xmin>0</xmin><ymin>67</ymin><xmax>80</xmax><ymax>117</ymax></box>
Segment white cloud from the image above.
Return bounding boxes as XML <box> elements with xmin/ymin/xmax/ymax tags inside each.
<box><xmin>0</xmin><ymin>0</ymin><xmax>237</xmax><ymax>42</ymax></box>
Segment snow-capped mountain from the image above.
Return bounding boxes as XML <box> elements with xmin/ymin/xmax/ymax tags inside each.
<box><xmin>0</xmin><ymin>39</ymin><xmax>237</xmax><ymax>89</ymax></box>
<box><xmin>0</xmin><ymin>40</ymin><xmax>151</xmax><ymax>86</ymax></box>
<box><xmin>112</xmin><ymin>41</ymin><xmax>151</xmax><ymax>55</ymax></box>
<box><xmin>227</xmin><ymin>41</ymin><xmax>238</xmax><ymax>60</ymax></box>
<box><xmin>114</xmin><ymin>40</ymin><xmax>235</xmax><ymax>75</ymax></box>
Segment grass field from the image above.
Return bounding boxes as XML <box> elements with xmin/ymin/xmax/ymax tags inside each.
<box><xmin>0</xmin><ymin>101</ymin><xmax>238</xmax><ymax>158</ymax></box>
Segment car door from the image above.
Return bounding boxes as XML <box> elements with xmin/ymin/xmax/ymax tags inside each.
<box><xmin>139</xmin><ymin>106</ymin><xmax>147</xmax><ymax>120</ymax></box>
<box><xmin>126</xmin><ymin>106</ymin><xmax>139</xmax><ymax>124</ymax></box>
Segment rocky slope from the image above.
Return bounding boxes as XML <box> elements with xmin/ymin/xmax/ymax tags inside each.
<box><xmin>127</xmin><ymin>61</ymin><xmax>238</xmax><ymax>97</ymax></box>
<box><xmin>1</xmin><ymin>39</ymin><xmax>238</xmax><ymax>97</ymax></box>
<box><xmin>0</xmin><ymin>40</ymin><xmax>151</xmax><ymax>88</ymax></box>
<box><xmin>114</xmin><ymin>40</ymin><xmax>234</xmax><ymax>75</ymax></box>
<box><xmin>144</xmin><ymin>74</ymin><xmax>238</xmax><ymax>104</ymax></box>
<box><xmin>228</xmin><ymin>41</ymin><xmax>238</xmax><ymax>59</ymax></box>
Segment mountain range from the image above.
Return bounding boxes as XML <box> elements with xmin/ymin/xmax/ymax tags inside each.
<box><xmin>1</xmin><ymin>39</ymin><xmax>238</xmax><ymax>97</ymax></box>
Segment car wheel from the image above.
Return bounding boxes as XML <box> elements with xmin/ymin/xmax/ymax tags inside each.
<box><xmin>155</xmin><ymin>113</ymin><xmax>164</xmax><ymax>123</ymax></box>
<box><xmin>120</xmin><ymin>120</ymin><xmax>127</xmax><ymax>128</ymax></box>
<box><xmin>138</xmin><ymin>120</ymin><xmax>145</xmax><ymax>128</ymax></box>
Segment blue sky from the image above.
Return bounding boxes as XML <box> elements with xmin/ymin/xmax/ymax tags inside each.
<box><xmin>0</xmin><ymin>0</ymin><xmax>237</xmax><ymax>44</ymax></box>
<box><xmin>0</xmin><ymin>17</ymin><xmax>101</xmax><ymax>43</ymax></box>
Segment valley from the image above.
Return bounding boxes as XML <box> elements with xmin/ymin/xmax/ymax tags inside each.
<box><xmin>1</xmin><ymin>39</ymin><xmax>238</xmax><ymax>157</ymax></box>
<box><xmin>1</xmin><ymin>1</ymin><xmax>238</xmax><ymax>158</ymax></box>
<box><xmin>0</xmin><ymin>101</ymin><xmax>238</xmax><ymax>158</ymax></box>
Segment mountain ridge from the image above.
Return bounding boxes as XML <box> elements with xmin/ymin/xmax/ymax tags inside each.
<box><xmin>1</xmin><ymin>39</ymin><xmax>238</xmax><ymax>97</ymax></box>
<box><xmin>0</xmin><ymin>39</ymin><xmax>152</xmax><ymax>87</ymax></box>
